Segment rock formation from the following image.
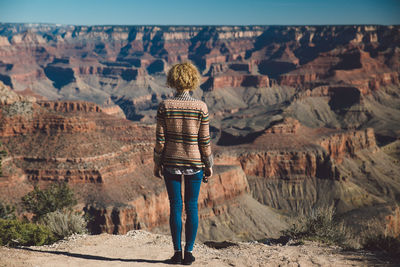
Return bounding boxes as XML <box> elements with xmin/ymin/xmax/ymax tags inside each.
<box><xmin>0</xmin><ymin>82</ymin><xmax>286</xmax><ymax>240</ymax></box>
<box><xmin>0</xmin><ymin>23</ymin><xmax>399</xmax><ymax>240</ymax></box>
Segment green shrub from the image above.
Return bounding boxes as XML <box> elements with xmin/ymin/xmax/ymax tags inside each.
<box><xmin>0</xmin><ymin>201</ymin><xmax>16</xmax><ymax>220</ymax></box>
<box><xmin>40</xmin><ymin>210</ymin><xmax>87</xmax><ymax>239</ymax></box>
<box><xmin>281</xmin><ymin>205</ymin><xmax>352</xmax><ymax>248</ymax></box>
<box><xmin>0</xmin><ymin>219</ymin><xmax>56</xmax><ymax>247</ymax></box>
<box><xmin>21</xmin><ymin>182</ymin><xmax>77</xmax><ymax>221</ymax></box>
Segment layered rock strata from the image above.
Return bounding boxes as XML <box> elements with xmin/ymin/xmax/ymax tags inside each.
<box><xmin>0</xmin><ymin>83</ymin><xmax>285</xmax><ymax>240</ymax></box>
<box><xmin>0</xmin><ymin>24</ymin><xmax>398</xmax><ymax>99</ymax></box>
<box><xmin>1</xmin><ymin>23</ymin><xmax>400</xmax><ymax>240</ymax></box>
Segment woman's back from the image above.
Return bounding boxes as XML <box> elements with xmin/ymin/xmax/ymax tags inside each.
<box><xmin>153</xmin><ymin>62</ymin><xmax>213</xmax><ymax>265</ymax></box>
<box><xmin>155</xmin><ymin>90</ymin><xmax>212</xmax><ymax>169</ymax></box>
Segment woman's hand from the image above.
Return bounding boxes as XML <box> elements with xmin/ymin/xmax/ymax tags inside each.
<box><xmin>204</xmin><ymin>167</ymin><xmax>213</xmax><ymax>178</ymax></box>
<box><xmin>154</xmin><ymin>165</ymin><xmax>163</xmax><ymax>179</ymax></box>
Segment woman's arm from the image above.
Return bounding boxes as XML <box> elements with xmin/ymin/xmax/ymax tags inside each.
<box><xmin>198</xmin><ymin>104</ymin><xmax>213</xmax><ymax>173</ymax></box>
<box><xmin>154</xmin><ymin>103</ymin><xmax>166</xmax><ymax>177</ymax></box>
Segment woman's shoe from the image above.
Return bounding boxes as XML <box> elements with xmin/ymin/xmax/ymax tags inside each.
<box><xmin>165</xmin><ymin>251</ymin><xmax>182</xmax><ymax>264</ymax></box>
<box><xmin>183</xmin><ymin>251</ymin><xmax>195</xmax><ymax>265</ymax></box>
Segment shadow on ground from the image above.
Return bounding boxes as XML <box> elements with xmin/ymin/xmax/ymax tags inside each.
<box><xmin>16</xmin><ymin>247</ymin><xmax>167</xmax><ymax>264</ymax></box>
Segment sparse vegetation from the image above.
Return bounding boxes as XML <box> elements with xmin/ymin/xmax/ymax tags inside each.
<box><xmin>0</xmin><ymin>183</ymin><xmax>88</xmax><ymax>247</ymax></box>
<box><xmin>281</xmin><ymin>205</ymin><xmax>353</xmax><ymax>248</ymax></box>
<box><xmin>21</xmin><ymin>182</ymin><xmax>78</xmax><ymax>221</ymax></box>
<box><xmin>361</xmin><ymin>216</ymin><xmax>400</xmax><ymax>259</ymax></box>
<box><xmin>19</xmin><ymin>182</ymin><xmax>89</xmax><ymax>243</ymax></box>
<box><xmin>0</xmin><ymin>219</ymin><xmax>56</xmax><ymax>247</ymax></box>
<box><xmin>40</xmin><ymin>210</ymin><xmax>87</xmax><ymax>239</ymax></box>
<box><xmin>282</xmin><ymin>204</ymin><xmax>400</xmax><ymax>261</ymax></box>
<box><xmin>0</xmin><ymin>201</ymin><xmax>16</xmax><ymax>220</ymax></box>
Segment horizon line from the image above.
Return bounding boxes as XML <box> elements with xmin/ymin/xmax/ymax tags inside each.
<box><xmin>1</xmin><ymin>21</ymin><xmax>399</xmax><ymax>27</ymax></box>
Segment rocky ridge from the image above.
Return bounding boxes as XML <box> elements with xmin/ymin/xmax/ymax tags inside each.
<box><xmin>0</xmin><ymin>24</ymin><xmax>399</xmax><ymax>241</ymax></box>
<box><xmin>0</xmin><ymin>24</ymin><xmax>399</xmax><ymax>141</ymax></box>
<box><xmin>0</xmin><ymin>82</ymin><xmax>286</xmax><ymax>241</ymax></box>
<box><xmin>1</xmin><ymin>81</ymin><xmax>399</xmax><ymax>241</ymax></box>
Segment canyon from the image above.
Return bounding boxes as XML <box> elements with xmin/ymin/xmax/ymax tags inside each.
<box><xmin>0</xmin><ymin>24</ymin><xmax>399</xmax><ymax>241</ymax></box>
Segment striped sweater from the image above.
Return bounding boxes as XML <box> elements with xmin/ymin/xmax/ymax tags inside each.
<box><xmin>153</xmin><ymin>90</ymin><xmax>213</xmax><ymax>169</ymax></box>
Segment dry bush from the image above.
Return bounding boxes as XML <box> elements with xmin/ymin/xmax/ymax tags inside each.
<box><xmin>361</xmin><ymin>212</ymin><xmax>400</xmax><ymax>259</ymax></box>
<box><xmin>40</xmin><ymin>210</ymin><xmax>87</xmax><ymax>239</ymax></box>
<box><xmin>281</xmin><ymin>205</ymin><xmax>354</xmax><ymax>248</ymax></box>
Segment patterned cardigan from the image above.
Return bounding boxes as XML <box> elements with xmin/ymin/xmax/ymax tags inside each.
<box><xmin>153</xmin><ymin>91</ymin><xmax>214</xmax><ymax>169</ymax></box>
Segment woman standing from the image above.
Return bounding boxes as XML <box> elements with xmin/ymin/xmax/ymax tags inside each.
<box><xmin>153</xmin><ymin>62</ymin><xmax>213</xmax><ymax>265</ymax></box>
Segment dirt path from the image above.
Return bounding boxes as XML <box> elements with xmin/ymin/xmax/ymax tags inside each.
<box><xmin>0</xmin><ymin>230</ymin><xmax>394</xmax><ymax>267</ymax></box>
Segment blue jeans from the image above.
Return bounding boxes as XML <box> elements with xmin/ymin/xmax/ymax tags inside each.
<box><xmin>163</xmin><ymin>168</ymin><xmax>203</xmax><ymax>252</ymax></box>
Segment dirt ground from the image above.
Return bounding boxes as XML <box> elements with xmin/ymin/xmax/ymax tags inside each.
<box><xmin>0</xmin><ymin>230</ymin><xmax>395</xmax><ymax>267</ymax></box>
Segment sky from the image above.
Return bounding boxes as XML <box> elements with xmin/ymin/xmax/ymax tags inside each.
<box><xmin>0</xmin><ymin>0</ymin><xmax>399</xmax><ymax>26</ymax></box>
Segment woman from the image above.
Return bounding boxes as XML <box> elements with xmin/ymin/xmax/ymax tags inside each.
<box><xmin>153</xmin><ymin>62</ymin><xmax>213</xmax><ymax>265</ymax></box>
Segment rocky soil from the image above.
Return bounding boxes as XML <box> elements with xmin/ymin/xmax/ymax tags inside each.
<box><xmin>0</xmin><ymin>230</ymin><xmax>396</xmax><ymax>267</ymax></box>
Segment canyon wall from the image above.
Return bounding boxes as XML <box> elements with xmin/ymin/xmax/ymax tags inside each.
<box><xmin>1</xmin><ymin>24</ymin><xmax>399</xmax><ymax>141</ymax></box>
<box><xmin>0</xmin><ymin>82</ymin><xmax>286</xmax><ymax>240</ymax></box>
<box><xmin>1</xmin><ymin>23</ymin><xmax>400</xmax><ymax>239</ymax></box>
<box><xmin>3</xmin><ymin>80</ymin><xmax>397</xmax><ymax>239</ymax></box>
<box><xmin>0</xmin><ymin>24</ymin><xmax>399</xmax><ymax>97</ymax></box>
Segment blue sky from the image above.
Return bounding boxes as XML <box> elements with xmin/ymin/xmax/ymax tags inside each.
<box><xmin>0</xmin><ymin>0</ymin><xmax>399</xmax><ymax>26</ymax></box>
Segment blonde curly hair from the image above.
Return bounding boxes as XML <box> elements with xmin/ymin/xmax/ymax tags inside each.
<box><xmin>166</xmin><ymin>62</ymin><xmax>200</xmax><ymax>91</ymax></box>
